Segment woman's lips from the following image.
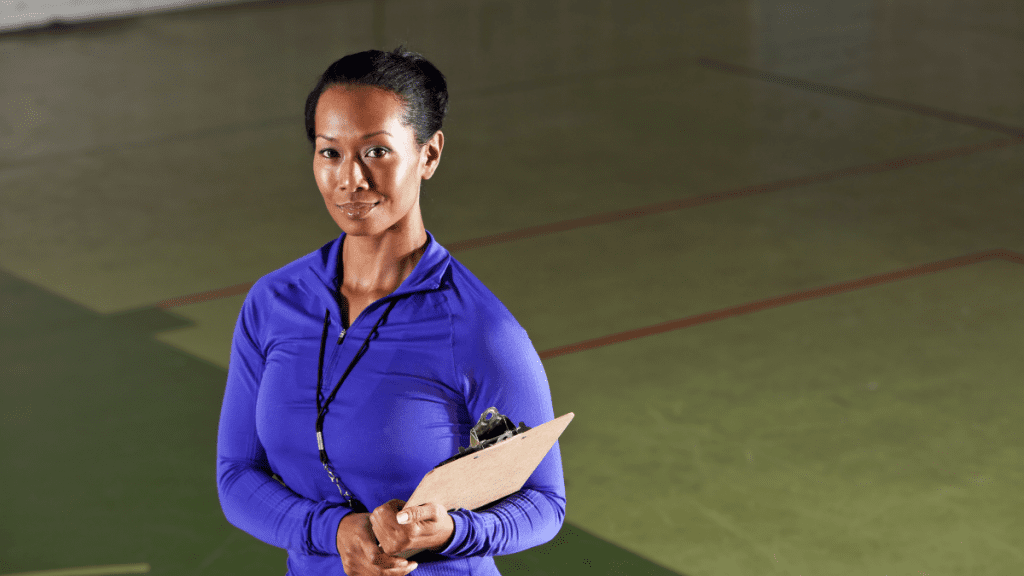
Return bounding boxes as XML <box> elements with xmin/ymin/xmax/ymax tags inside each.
<box><xmin>339</xmin><ymin>202</ymin><xmax>379</xmax><ymax>218</ymax></box>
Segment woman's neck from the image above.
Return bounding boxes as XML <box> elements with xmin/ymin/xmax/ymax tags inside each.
<box><xmin>341</xmin><ymin>225</ymin><xmax>429</xmax><ymax>297</ymax></box>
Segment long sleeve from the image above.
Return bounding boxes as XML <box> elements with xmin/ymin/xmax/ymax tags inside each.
<box><xmin>215</xmin><ymin>234</ymin><xmax>565</xmax><ymax>574</ymax></box>
<box><xmin>439</xmin><ymin>295</ymin><xmax>567</xmax><ymax>558</ymax></box>
<box><xmin>440</xmin><ymin>485</ymin><xmax>565</xmax><ymax>557</ymax></box>
<box><xmin>216</xmin><ymin>288</ymin><xmax>353</xmax><ymax>557</ymax></box>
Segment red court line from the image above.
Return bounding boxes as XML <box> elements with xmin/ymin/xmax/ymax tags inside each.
<box><xmin>156</xmin><ymin>138</ymin><xmax>1023</xmax><ymax>309</ymax></box>
<box><xmin>538</xmin><ymin>249</ymin><xmax>1024</xmax><ymax>360</ymax></box>
<box><xmin>445</xmin><ymin>137</ymin><xmax>1023</xmax><ymax>251</ymax></box>
<box><xmin>697</xmin><ymin>58</ymin><xmax>1024</xmax><ymax>138</ymax></box>
<box><xmin>156</xmin><ymin>282</ymin><xmax>255</xmax><ymax>308</ymax></box>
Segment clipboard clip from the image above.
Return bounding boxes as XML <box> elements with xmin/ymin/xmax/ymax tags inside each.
<box><xmin>434</xmin><ymin>407</ymin><xmax>531</xmax><ymax>468</ymax></box>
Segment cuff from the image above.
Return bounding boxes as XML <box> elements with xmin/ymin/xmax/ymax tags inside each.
<box><xmin>312</xmin><ymin>502</ymin><xmax>354</xmax><ymax>556</ymax></box>
<box><xmin>436</xmin><ymin>508</ymin><xmax>470</xmax><ymax>557</ymax></box>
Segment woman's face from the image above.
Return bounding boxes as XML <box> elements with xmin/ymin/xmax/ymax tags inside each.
<box><xmin>313</xmin><ymin>84</ymin><xmax>442</xmax><ymax>238</ymax></box>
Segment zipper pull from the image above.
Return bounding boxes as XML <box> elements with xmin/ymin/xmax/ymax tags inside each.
<box><xmin>337</xmin><ymin>328</ymin><xmax>346</xmax><ymax>344</ymax></box>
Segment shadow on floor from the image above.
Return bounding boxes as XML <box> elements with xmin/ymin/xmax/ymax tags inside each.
<box><xmin>0</xmin><ymin>267</ymin><xmax>683</xmax><ymax>576</ymax></box>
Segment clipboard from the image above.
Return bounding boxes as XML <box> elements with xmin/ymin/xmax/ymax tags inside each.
<box><xmin>392</xmin><ymin>410</ymin><xmax>574</xmax><ymax>558</ymax></box>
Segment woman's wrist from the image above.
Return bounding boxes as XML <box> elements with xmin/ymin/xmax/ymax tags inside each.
<box><xmin>427</xmin><ymin>511</ymin><xmax>457</xmax><ymax>553</ymax></box>
<box><xmin>336</xmin><ymin>511</ymin><xmax>366</xmax><ymax>554</ymax></box>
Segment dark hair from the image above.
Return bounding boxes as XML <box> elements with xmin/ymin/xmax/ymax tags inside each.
<box><xmin>304</xmin><ymin>47</ymin><xmax>448</xmax><ymax>146</ymax></box>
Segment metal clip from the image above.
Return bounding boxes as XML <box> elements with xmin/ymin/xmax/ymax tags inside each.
<box><xmin>434</xmin><ymin>407</ymin><xmax>531</xmax><ymax>468</ymax></box>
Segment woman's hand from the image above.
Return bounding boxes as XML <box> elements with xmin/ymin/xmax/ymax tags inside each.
<box><xmin>336</xmin><ymin>511</ymin><xmax>418</xmax><ymax>576</ymax></box>
<box><xmin>370</xmin><ymin>499</ymin><xmax>455</xmax><ymax>556</ymax></box>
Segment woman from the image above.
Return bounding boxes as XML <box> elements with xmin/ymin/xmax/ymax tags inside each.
<box><xmin>216</xmin><ymin>48</ymin><xmax>565</xmax><ymax>576</ymax></box>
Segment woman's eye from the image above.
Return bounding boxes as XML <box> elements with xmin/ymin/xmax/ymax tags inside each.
<box><xmin>319</xmin><ymin>149</ymin><xmax>339</xmax><ymax>159</ymax></box>
<box><xmin>366</xmin><ymin>147</ymin><xmax>388</xmax><ymax>158</ymax></box>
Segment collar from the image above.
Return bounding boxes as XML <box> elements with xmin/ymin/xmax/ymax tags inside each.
<box><xmin>309</xmin><ymin>230</ymin><xmax>451</xmax><ymax>300</ymax></box>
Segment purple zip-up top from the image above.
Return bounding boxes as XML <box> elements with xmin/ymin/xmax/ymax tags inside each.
<box><xmin>216</xmin><ymin>231</ymin><xmax>566</xmax><ymax>575</ymax></box>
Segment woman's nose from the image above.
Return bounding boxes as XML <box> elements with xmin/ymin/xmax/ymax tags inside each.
<box><xmin>338</xmin><ymin>157</ymin><xmax>369</xmax><ymax>192</ymax></box>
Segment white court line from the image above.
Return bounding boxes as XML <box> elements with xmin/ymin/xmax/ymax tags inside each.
<box><xmin>0</xmin><ymin>564</ymin><xmax>150</xmax><ymax>576</ymax></box>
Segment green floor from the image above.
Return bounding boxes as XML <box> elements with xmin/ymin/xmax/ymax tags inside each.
<box><xmin>2</xmin><ymin>0</ymin><xmax>1023</xmax><ymax>575</ymax></box>
<box><xmin>0</xmin><ymin>269</ymin><xmax>681</xmax><ymax>575</ymax></box>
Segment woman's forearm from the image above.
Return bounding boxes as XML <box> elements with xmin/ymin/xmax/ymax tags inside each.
<box><xmin>217</xmin><ymin>456</ymin><xmax>353</xmax><ymax>556</ymax></box>
<box><xmin>439</xmin><ymin>487</ymin><xmax>566</xmax><ymax>557</ymax></box>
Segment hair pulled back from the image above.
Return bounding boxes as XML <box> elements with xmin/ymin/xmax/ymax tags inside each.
<box><xmin>305</xmin><ymin>47</ymin><xmax>448</xmax><ymax>147</ymax></box>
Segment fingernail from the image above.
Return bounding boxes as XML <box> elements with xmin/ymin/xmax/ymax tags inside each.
<box><xmin>396</xmin><ymin>512</ymin><xmax>409</xmax><ymax>523</ymax></box>
<box><xmin>408</xmin><ymin>562</ymin><xmax>418</xmax><ymax>571</ymax></box>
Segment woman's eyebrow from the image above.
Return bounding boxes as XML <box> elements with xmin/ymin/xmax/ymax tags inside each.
<box><xmin>315</xmin><ymin>131</ymin><xmax>393</xmax><ymax>141</ymax></box>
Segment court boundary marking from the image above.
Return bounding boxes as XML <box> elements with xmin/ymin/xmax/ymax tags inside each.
<box><xmin>0</xmin><ymin>563</ymin><xmax>151</xmax><ymax>576</ymax></box>
<box><xmin>537</xmin><ymin>249</ymin><xmax>1024</xmax><ymax>360</ymax></box>
<box><xmin>153</xmin><ymin>136</ymin><xmax>1024</xmax><ymax>309</ymax></box>
<box><xmin>696</xmin><ymin>58</ymin><xmax>1024</xmax><ymax>138</ymax></box>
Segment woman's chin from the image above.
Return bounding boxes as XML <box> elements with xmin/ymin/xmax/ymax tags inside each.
<box><xmin>333</xmin><ymin>215</ymin><xmax>381</xmax><ymax>236</ymax></box>
<box><xmin>339</xmin><ymin>225</ymin><xmax>379</xmax><ymax>237</ymax></box>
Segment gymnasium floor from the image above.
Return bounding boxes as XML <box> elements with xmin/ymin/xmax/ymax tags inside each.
<box><xmin>2</xmin><ymin>0</ymin><xmax>1023</xmax><ymax>574</ymax></box>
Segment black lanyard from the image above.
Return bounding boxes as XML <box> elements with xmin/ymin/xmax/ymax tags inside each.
<box><xmin>315</xmin><ymin>298</ymin><xmax>399</xmax><ymax>508</ymax></box>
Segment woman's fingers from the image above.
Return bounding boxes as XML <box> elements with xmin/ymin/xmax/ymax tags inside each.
<box><xmin>338</xmin><ymin>511</ymin><xmax>417</xmax><ymax>575</ymax></box>
<box><xmin>376</xmin><ymin>556</ymin><xmax>418</xmax><ymax>576</ymax></box>
<box><xmin>371</xmin><ymin>548</ymin><xmax>417</xmax><ymax>574</ymax></box>
<box><xmin>370</xmin><ymin>504</ymin><xmax>411</xmax><ymax>554</ymax></box>
<box><xmin>365</xmin><ymin>540</ymin><xmax>417</xmax><ymax>576</ymax></box>
<box><xmin>371</xmin><ymin>500</ymin><xmax>454</xmax><ymax>554</ymax></box>
<box><xmin>396</xmin><ymin>501</ymin><xmax>443</xmax><ymax>524</ymax></box>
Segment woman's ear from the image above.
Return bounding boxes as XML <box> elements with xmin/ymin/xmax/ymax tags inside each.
<box><xmin>420</xmin><ymin>131</ymin><xmax>444</xmax><ymax>180</ymax></box>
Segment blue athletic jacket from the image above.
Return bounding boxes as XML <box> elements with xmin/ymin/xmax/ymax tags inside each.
<box><xmin>216</xmin><ymin>231</ymin><xmax>565</xmax><ymax>575</ymax></box>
